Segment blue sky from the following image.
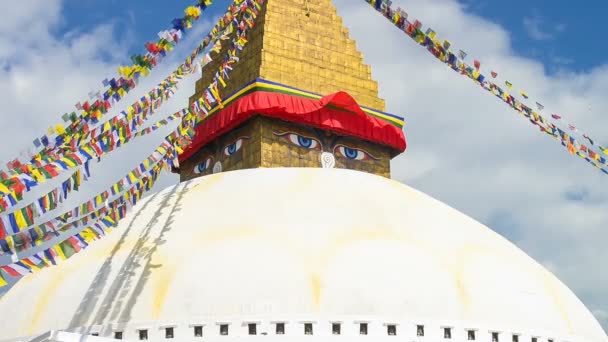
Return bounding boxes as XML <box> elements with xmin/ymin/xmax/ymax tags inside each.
<box><xmin>461</xmin><ymin>0</ymin><xmax>606</xmax><ymax>73</ymax></box>
<box><xmin>57</xmin><ymin>1</ymin><xmax>227</xmax><ymax>64</ymax></box>
<box><xmin>55</xmin><ymin>0</ymin><xmax>607</xmax><ymax>74</ymax></box>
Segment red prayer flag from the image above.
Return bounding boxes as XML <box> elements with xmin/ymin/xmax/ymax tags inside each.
<box><xmin>0</xmin><ymin>218</ymin><xmax>6</xmax><ymax>239</ymax></box>
<box><xmin>0</xmin><ymin>265</ymin><xmax>20</xmax><ymax>277</ymax></box>
<box><xmin>43</xmin><ymin>164</ymin><xmax>59</xmax><ymax>177</ymax></box>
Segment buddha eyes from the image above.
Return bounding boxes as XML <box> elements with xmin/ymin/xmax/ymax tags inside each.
<box><xmin>191</xmin><ymin>136</ymin><xmax>250</xmax><ymax>175</ymax></box>
<box><xmin>274</xmin><ymin>131</ymin><xmax>375</xmax><ymax>160</ymax></box>
<box><xmin>223</xmin><ymin>136</ymin><xmax>250</xmax><ymax>156</ymax></box>
<box><xmin>274</xmin><ymin>132</ymin><xmax>321</xmax><ymax>150</ymax></box>
<box><xmin>334</xmin><ymin>145</ymin><xmax>377</xmax><ymax>161</ymax></box>
<box><xmin>193</xmin><ymin>157</ymin><xmax>213</xmax><ymax>174</ymax></box>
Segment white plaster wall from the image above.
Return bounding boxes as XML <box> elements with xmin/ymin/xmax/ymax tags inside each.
<box><xmin>0</xmin><ymin>168</ymin><xmax>605</xmax><ymax>342</ymax></box>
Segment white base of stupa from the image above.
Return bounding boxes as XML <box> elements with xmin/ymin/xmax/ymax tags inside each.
<box><xmin>0</xmin><ymin>168</ymin><xmax>605</xmax><ymax>342</ymax></box>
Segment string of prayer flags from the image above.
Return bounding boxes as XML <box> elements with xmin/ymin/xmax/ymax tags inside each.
<box><xmin>0</xmin><ymin>151</ymin><xmax>171</xmax><ymax>255</ymax></box>
<box><xmin>365</xmin><ymin>0</ymin><xmax>608</xmax><ymax>175</ymax></box>
<box><xmin>0</xmin><ymin>109</ymin><xmax>195</xmax><ymax>256</ymax></box>
<box><xmin>458</xmin><ymin>50</ymin><xmax>467</xmax><ymax>60</ymax></box>
<box><xmin>0</xmin><ymin>141</ymin><xmax>173</xmax><ymax>242</ymax></box>
<box><xmin>0</xmin><ymin>109</ymin><xmax>189</xmax><ymax>216</ymax></box>
<box><xmin>0</xmin><ymin>0</ymin><xmax>263</xmax><ymax>280</ymax></box>
<box><xmin>0</xmin><ymin>161</ymin><xmax>165</xmax><ymax>283</ymax></box>
<box><xmin>2</xmin><ymin>0</ymin><xmax>250</xmax><ymax>180</ymax></box>
<box><xmin>3</xmin><ymin>1</ymin><xmax>216</xmax><ymax>172</ymax></box>
<box><xmin>178</xmin><ymin>0</ymin><xmax>263</xmax><ymax>121</ymax></box>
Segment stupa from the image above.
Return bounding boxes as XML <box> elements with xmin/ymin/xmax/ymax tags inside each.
<box><xmin>0</xmin><ymin>0</ymin><xmax>605</xmax><ymax>342</ymax></box>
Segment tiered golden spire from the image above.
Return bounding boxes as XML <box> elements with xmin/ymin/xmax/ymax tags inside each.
<box><xmin>191</xmin><ymin>0</ymin><xmax>385</xmax><ymax>111</ymax></box>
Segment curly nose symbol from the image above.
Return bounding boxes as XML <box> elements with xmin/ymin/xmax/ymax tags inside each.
<box><xmin>213</xmin><ymin>161</ymin><xmax>223</xmax><ymax>174</ymax></box>
<box><xmin>321</xmin><ymin>152</ymin><xmax>335</xmax><ymax>168</ymax></box>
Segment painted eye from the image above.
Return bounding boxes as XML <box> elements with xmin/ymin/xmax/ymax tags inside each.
<box><xmin>334</xmin><ymin>145</ymin><xmax>377</xmax><ymax>161</ymax></box>
<box><xmin>274</xmin><ymin>132</ymin><xmax>321</xmax><ymax>149</ymax></box>
<box><xmin>193</xmin><ymin>157</ymin><xmax>213</xmax><ymax>174</ymax></box>
<box><xmin>223</xmin><ymin>136</ymin><xmax>249</xmax><ymax>156</ymax></box>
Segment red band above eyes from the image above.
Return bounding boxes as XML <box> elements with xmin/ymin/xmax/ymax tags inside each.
<box><xmin>180</xmin><ymin>89</ymin><xmax>406</xmax><ymax>162</ymax></box>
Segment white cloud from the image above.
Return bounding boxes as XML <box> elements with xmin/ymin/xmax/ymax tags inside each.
<box><xmin>0</xmin><ymin>0</ymin><xmax>606</xmax><ymax>336</ymax></box>
<box><xmin>523</xmin><ymin>15</ymin><xmax>566</xmax><ymax>41</ymax></box>
<box><xmin>523</xmin><ymin>16</ymin><xmax>553</xmax><ymax>40</ymax></box>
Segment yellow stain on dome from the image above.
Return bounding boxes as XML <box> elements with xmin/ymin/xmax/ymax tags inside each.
<box><xmin>451</xmin><ymin>245</ymin><xmax>476</xmax><ymax>318</ymax></box>
<box><xmin>27</xmin><ymin>266</ymin><xmax>68</xmax><ymax>335</ymax></box>
<box><xmin>309</xmin><ymin>273</ymin><xmax>323</xmax><ymax>311</ymax></box>
<box><xmin>542</xmin><ymin>268</ymin><xmax>574</xmax><ymax>334</ymax></box>
<box><xmin>181</xmin><ymin>226</ymin><xmax>322</xmax><ymax>310</ymax></box>
<box><xmin>189</xmin><ymin>172</ymin><xmax>227</xmax><ymax>194</ymax></box>
<box><xmin>453</xmin><ymin>244</ymin><xmax>573</xmax><ymax>329</ymax></box>
<box><xmin>23</xmin><ymin>237</ymin><xmax>134</xmax><ymax>334</ymax></box>
<box><xmin>150</xmin><ymin>252</ymin><xmax>176</xmax><ymax>320</ymax></box>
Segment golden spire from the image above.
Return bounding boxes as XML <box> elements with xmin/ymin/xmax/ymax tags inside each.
<box><xmin>191</xmin><ymin>0</ymin><xmax>385</xmax><ymax>111</ymax></box>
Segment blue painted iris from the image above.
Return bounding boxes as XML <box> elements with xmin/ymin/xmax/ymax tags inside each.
<box><xmin>226</xmin><ymin>142</ymin><xmax>237</xmax><ymax>154</ymax></box>
<box><xmin>222</xmin><ymin>137</ymin><xmax>249</xmax><ymax>156</ymax></box>
<box><xmin>193</xmin><ymin>158</ymin><xmax>213</xmax><ymax>174</ymax></box>
<box><xmin>343</xmin><ymin>147</ymin><xmax>358</xmax><ymax>159</ymax></box>
<box><xmin>334</xmin><ymin>145</ymin><xmax>377</xmax><ymax>161</ymax></box>
<box><xmin>297</xmin><ymin>136</ymin><xmax>313</xmax><ymax>148</ymax></box>
<box><xmin>273</xmin><ymin>132</ymin><xmax>321</xmax><ymax>150</ymax></box>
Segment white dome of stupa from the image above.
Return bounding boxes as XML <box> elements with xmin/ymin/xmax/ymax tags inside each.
<box><xmin>0</xmin><ymin>168</ymin><xmax>605</xmax><ymax>342</ymax></box>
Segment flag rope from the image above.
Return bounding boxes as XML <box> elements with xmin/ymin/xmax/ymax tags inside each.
<box><xmin>2</xmin><ymin>1</ymin><xmax>216</xmax><ymax>173</ymax></box>
<box><xmin>0</xmin><ymin>0</ymin><xmax>265</xmax><ymax>285</ymax></box>
<box><xmin>0</xmin><ymin>0</ymin><xmax>254</xmax><ymax>212</ymax></box>
<box><xmin>365</xmin><ymin>0</ymin><xmax>608</xmax><ymax>175</ymax></box>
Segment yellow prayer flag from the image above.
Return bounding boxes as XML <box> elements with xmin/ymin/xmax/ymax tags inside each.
<box><xmin>14</xmin><ymin>210</ymin><xmax>27</xmax><ymax>229</ymax></box>
<box><xmin>6</xmin><ymin>236</ymin><xmax>14</xmax><ymax>252</ymax></box>
<box><xmin>53</xmin><ymin>245</ymin><xmax>66</xmax><ymax>260</ymax></box>
<box><xmin>0</xmin><ymin>183</ymin><xmax>10</xmax><ymax>194</ymax></box>
<box><xmin>128</xmin><ymin>172</ymin><xmax>138</xmax><ymax>183</ymax></box>
<box><xmin>185</xmin><ymin>6</ymin><xmax>201</xmax><ymax>17</ymax></box>
<box><xmin>55</xmin><ymin>124</ymin><xmax>66</xmax><ymax>135</ymax></box>
<box><xmin>83</xmin><ymin>145</ymin><xmax>96</xmax><ymax>158</ymax></box>
<box><xmin>31</xmin><ymin>169</ymin><xmax>44</xmax><ymax>182</ymax></box>
<box><xmin>61</xmin><ymin>157</ymin><xmax>77</xmax><ymax>168</ymax></box>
